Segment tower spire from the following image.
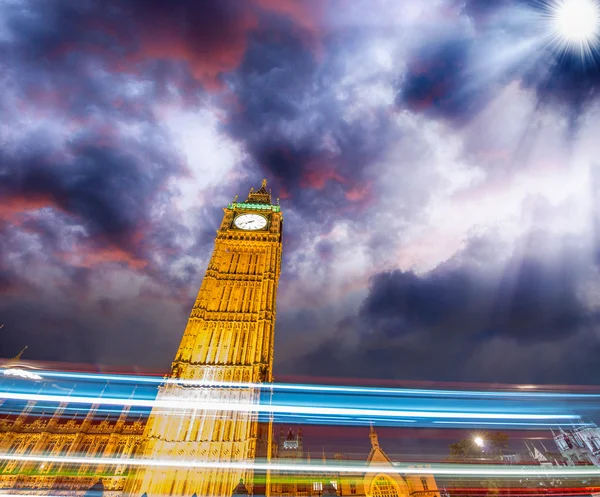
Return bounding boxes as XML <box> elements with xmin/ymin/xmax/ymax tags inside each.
<box><xmin>370</xmin><ymin>423</ymin><xmax>379</xmax><ymax>448</ymax></box>
<box><xmin>244</xmin><ymin>178</ymin><xmax>272</xmax><ymax>204</ymax></box>
<box><xmin>12</xmin><ymin>345</ymin><xmax>28</xmax><ymax>361</ymax></box>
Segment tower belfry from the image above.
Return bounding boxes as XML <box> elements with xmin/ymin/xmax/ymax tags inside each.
<box><xmin>125</xmin><ymin>180</ymin><xmax>283</xmax><ymax>497</ymax></box>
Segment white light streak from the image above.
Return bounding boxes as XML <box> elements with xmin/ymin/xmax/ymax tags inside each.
<box><xmin>433</xmin><ymin>421</ymin><xmax>596</xmax><ymax>427</ymax></box>
<box><xmin>2</xmin><ymin>368</ymin><xmax>43</xmax><ymax>380</ymax></box>
<box><xmin>0</xmin><ymin>391</ymin><xmax>580</xmax><ymax>421</ymax></box>
<box><xmin>1</xmin><ymin>453</ymin><xmax>600</xmax><ymax>478</ymax></box>
<box><xmin>19</xmin><ymin>369</ymin><xmax>600</xmax><ymax>399</ymax></box>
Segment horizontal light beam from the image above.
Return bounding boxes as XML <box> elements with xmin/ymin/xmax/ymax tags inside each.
<box><xmin>0</xmin><ymin>391</ymin><xmax>580</xmax><ymax>421</ymax></box>
<box><xmin>8</xmin><ymin>368</ymin><xmax>600</xmax><ymax>399</ymax></box>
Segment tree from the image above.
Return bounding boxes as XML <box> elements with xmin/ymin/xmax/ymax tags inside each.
<box><xmin>446</xmin><ymin>433</ymin><xmax>510</xmax><ymax>497</ymax></box>
<box><xmin>448</xmin><ymin>439</ymin><xmax>482</xmax><ymax>461</ymax></box>
<box><xmin>487</xmin><ymin>431</ymin><xmax>509</xmax><ymax>458</ymax></box>
<box><xmin>448</xmin><ymin>432</ymin><xmax>509</xmax><ymax>461</ymax></box>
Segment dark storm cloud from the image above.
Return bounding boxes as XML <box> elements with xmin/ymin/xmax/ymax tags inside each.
<box><xmin>360</xmin><ymin>255</ymin><xmax>585</xmax><ymax>342</ymax></box>
<box><xmin>0</xmin><ymin>138</ymin><xmax>177</xmax><ymax>253</ymax></box>
<box><xmin>398</xmin><ymin>37</ymin><xmax>486</xmax><ymax>123</ymax></box>
<box><xmin>3</xmin><ymin>0</ymin><xmax>254</xmax><ymax>90</ymax></box>
<box><xmin>224</xmin><ymin>18</ymin><xmax>395</xmax><ymax>223</ymax></box>
<box><xmin>288</xmin><ymin>233</ymin><xmax>598</xmax><ymax>383</ymax></box>
<box><xmin>522</xmin><ymin>56</ymin><xmax>600</xmax><ymax>118</ymax></box>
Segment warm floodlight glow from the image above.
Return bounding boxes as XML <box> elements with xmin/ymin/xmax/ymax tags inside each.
<box><xmin>545</xmin><ymin>0</ymin><xmax>600</xmax><ymax>59</ymax></box>
<box><xmin>474</xmin><ymin>436</ymin><xmax>484</xmax><ymax>447</ymax></box>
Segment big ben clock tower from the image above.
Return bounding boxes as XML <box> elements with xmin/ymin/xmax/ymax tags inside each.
<box><xmin>126</xmin><ymin>180</ymin><xmax>283</xmax><ymax>497</ymax></box>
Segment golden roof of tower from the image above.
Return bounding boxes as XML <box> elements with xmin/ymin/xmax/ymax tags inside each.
<box><xmin>244</xmin><ymin>178</ymin><xmax>271</xmax><ymax>204</ymax></box>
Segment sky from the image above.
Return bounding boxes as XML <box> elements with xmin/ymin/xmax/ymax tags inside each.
<box><xmin>2</xmin><ymin>0</ymin><xmax>600</xmax><ymax>387</ymax></box>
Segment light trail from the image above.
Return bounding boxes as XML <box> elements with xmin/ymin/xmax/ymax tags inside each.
<box><xmin>2</xmin><ymin>454</ymin><xmax>600</xmax><ymax>477</ymax></box>
<box><xmin>5</xmin><ymin>368</ymin><xmax>600</xmax><ymax>399</ymax></box>
<box><xmin>0</xmin><ymin>391</ymin><xmax>581</xmax><ymax>422</ymax></box>
<box><xmin>432</xmin><ymin>421</ymin><xmax>595</xmax><ymax>426</ymax></box>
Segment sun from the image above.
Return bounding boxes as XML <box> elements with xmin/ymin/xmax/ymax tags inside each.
<box><xmin>545</xmin><ymin>0</ymin><xmax>600</xmax><ymax>59</ymax></box>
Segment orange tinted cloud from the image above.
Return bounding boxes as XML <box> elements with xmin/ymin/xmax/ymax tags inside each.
<box><xmin>255</xmin><ymin>0</ymin><xmax>325</xmax><ymax>34</ymax></box>
<box><xmin>301</xmin><ymin>160</ymin><xmax>346</xmax><ymax>189</ymax></box>
<box><xmin>345</xmin><ymin>182</ymin><xmax>371</xmax><ymax>202</ymax></box>
<box><xmin>63</xmin><ymin>242</ymin><xmax>148</xmax><ymax>271</ymax></box>
<box><xmin>116</xmin><ymin>0</ymin><xmax>325</xmax><ymax>90</ymax></box>
<box><xmin>0</xmin><ymin>196</ymin><xmax>59</xmax><ymax>223</ymax></box>
<box><xmin>116</xmin><ymin>3</ymin><xmax>258</xmax><ymax>91</ymax></box>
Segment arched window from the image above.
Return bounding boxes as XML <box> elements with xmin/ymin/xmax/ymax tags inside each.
<box><xmin>80</xmin><ymin>439</ymin><xmax>92</xmax><ymax>455</ymax></box>
<box><xmin>43</xmin><ymin>441</ymin><xmax>56</xmax><ymax>455</ymax></box>
<box><xmin>421</xmin><ymin>477</ymin><xmax>429</xmax><ymax>491</ymax></box>
<box><xmin>8</xmin><ymin>440</ymin><xmax>21</xmax><ymax>454</ymax></box>
<box><xmin>95</xmin><ymin>441</ymin><xmax>107</xmax><ymax>457</ymax></box>
<box><xmin>371</xmin><ymin>476</ymin><xmax>399</xmax><ymax>497</ymax></box>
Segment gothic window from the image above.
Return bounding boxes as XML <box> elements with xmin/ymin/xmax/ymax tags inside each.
<box><xmin>371</xmin><ymin>476</ymin><xmax>399</xmax><ymax>497</ymax></box>
<box><xmin>81</xmin><ymin>439</ymin><xmax>92</xmax><ymax>455</ymax></box>
<box><xmin>8</xmin><ymin>440</ymin><xmax>21</xmax><ymax>454</ymax></box>
<box><xmin>115</xmin><ymin>441</ymin><xmax>127</xmax><ymax>458</ymax></box>
<box><xmin>131</xmin><ymin>441</ymin><xmax>142</xmax><ymax>457</ymax></box>
<box><xmin>350</xmin><ymin>481</ymin><xmax>357</xmax><ymax>495</ymax></box>
<box><xmin>96</xmin><ymin>441</ymin><xmax>108</xmax><ymax>457</ymax></box>
<box><xmin>43</xmin><ymin>441</ymin><xmax>57</xmax><ymax>455</ymax></box>
<box><xmin>0</xmin><ymin>440</ymin><xmax>21</xmax><ymax>470</ymax></box>
<box><xmin>421</xmin><ymin>477</ymin><xmax>429</xmax><ymax>491</ymax></box>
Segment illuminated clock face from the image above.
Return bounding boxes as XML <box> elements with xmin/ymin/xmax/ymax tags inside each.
<box><xmin>234</xmin><ymin>213</ymin><xmax>268</xmax><ymax>230</ymax></box>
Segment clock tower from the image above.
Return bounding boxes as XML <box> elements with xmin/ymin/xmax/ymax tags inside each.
<box><xmin>125</xmin><ymin>180</ymin><xmax>283</xmax><ymax>497</ymax></box>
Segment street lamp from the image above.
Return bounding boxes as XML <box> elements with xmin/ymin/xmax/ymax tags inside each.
<box><xmin>474</xmin><ymin>436</ymin><xmax>484</xmax><ymax>448</ymax></box>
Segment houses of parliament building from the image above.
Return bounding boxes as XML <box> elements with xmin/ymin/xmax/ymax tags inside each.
<box><xmin>0</xmin><ymin>181</ymin><xmax>441</xmax><ymax>497</ymax></box>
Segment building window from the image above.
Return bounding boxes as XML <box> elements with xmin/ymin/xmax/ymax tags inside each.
<box><xmin>95</xmin><ymin>441</ymin><xmax>107</xmax><ymax>457</ymax></box>
<box><xmin>1</xmin><ymin>441</ymin><xmax>21</xmax><ymax>471</ymax></box>
<box><xmin>371</xmin><ymin>476</ymin><xmax>399</xmax><ymax>497</ymax></box>
<box><xmin>421</xmin><ymin>477</ymin><xmax>429</xmax><ymax>491</ymax></box>
<box><xmin>8</xmin><ymin>441</ymin><xmax>21</xmax><ymax>454</ymax></box>
<box><xmin>350</xmin><ymin>481</ymin><xmax>357</xmax><ymax>495</ymax></box>
<box><xmin>43</xmin><ymin>441</ymin><xmax>56</xmax><ymax>455</ymax></box>
<box><xmin>313</xmin><ymin>482</ymin><xmax>323</xmax><ymax>492</ymax></box>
